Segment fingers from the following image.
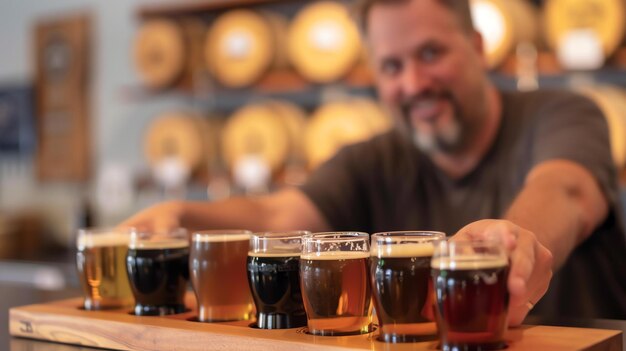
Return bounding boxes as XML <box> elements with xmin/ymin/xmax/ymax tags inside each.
<box><xmin>456</xmin><ymin>220</ymin><xmax>517</xmax><ymax>243</ymax></box>
<box><xmin>507</xmin><ymin>232</ymin><xmax>553</xmax><ymax>326</ymax></box>
<box><xmin>507</xmin><ymin>229</ymin><xmax>535</xmax><ymax>297</ymax></box>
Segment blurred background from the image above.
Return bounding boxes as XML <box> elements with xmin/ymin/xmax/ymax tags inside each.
<box><xmin>0</xmin><ymin>0</ymin><xmax>625</xmax><ymax>289</ymax></box>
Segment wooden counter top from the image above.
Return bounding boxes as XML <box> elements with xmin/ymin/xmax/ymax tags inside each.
<box><xmin>9</xmin><ymin>293</ymin><xmax>622</xmax><ymax>351</ymax></box>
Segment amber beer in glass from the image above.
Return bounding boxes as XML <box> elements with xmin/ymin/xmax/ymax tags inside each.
<box><xmin>190</xmin><ymin>230</ymin><xmax>254</xmax><ymax>322</ymax></box>
<box><xmin>370</xmin><ymin>231</ymin><xmax>445</xmax><ymax>342</ymax></box>
<box><xmin>76</xmin><ymin>228</ymin><xmax>133</xmax><ymax>310</ymax></box>
<box><xmin>126</xmin><ymin>228</ymin><xmax>190</xmax><ymax>316</ymax></box>
<box><xmin>431</xmin><ymin>239</ymin><xmax>510</xmax><ymax>351</ymax></box>
<box><xmin>247</xmin><ymin>231</ymin><xmax>309</xmax><ymax>329</ymax></box>
<box><xmin>300</xmin><ymin>232</ymin><xmax>373</xmax><ymax>336</ymax></box>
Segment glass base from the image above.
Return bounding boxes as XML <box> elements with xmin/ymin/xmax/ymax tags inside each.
<box><xmin>256</xmin><ymin>312</ymin><xmax>307</xmax><ymax>329</ymax></box>
<box><xmin>378</xmin><ymin>333</ymin><xmax>438</xmax><ymax>343</ymax></box>
<box><xmin>307</xmin><ymin>323</ymin><xmax>374</xmax><ymax>336</ymax></box>
<box><xmin>441</xmin><ymin>341</ymin><xmax>508</xmax><ymax>351</ymax></box>
<box><xmin>83</xmin><ymin>298</ymin><xmax>132</xmax><ymax>311</ymax></box>
<box><xmin>133</xmin><ymin>303</ymin><xmax>187</xmax><ymax>316</ymax></box>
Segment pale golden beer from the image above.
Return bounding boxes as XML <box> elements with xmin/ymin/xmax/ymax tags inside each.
<box><xmin>76</xmin><ymin>228</ymin><xmax>133</xmax><ymax>310</ymax></box>
<box><xmin>300</xmin><ymin>232</ymin><xmax>373</xmax><ymax>336</ymax></box>
<box><xmin>190</xmin><ymin>230</ymin><xmax>254</xmax><ymax>322</ymax></box>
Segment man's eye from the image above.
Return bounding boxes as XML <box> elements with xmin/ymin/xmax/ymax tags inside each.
<box><xmin>420</xmin><ymin>46</ymin><xmax>443</xmax><ymax>63</ymax></box>
<box><xmin>380</xmin><ymin>60</ymin><xmax>402</xmax><ymax>76</ymax></box>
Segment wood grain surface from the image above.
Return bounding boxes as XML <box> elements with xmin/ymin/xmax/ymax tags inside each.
<box><xmin>9</xmin><ymin>293</ymin><xmax>622</xmax><ymax>351</ymax></box>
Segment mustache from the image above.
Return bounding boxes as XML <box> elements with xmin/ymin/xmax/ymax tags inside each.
<box><xmin>400</xmin><ymin>91</ymin><xmax>454</xmax><ymax>117</ymax></box>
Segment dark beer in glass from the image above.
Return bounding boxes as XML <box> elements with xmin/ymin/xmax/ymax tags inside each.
<box><xmin>300</xmin><ymin>232</ymin><xmax>373</xmax><ymax>336</ymax></box>
<box><xmin>76</xmin><ymin>228</ymin><xmax>133</xmax><ymax>310</ymax></box>
<box><xmin>126</xmin><ymin>229</ymin><xmax>189</xmax><ymax>316</ymax></box>
<box><xmin>190</xmin><ymin>230</ymin><xmax>254</xmax><ymax>322</ymax></box>
<box><xmin>247</xmin><ymin>231</ymin><xmax>309</xmax><ymax>329</ymax></box>
<box><xmin>432</xmin><ymin>239</ymin><xmax>510</xmax><ymax>351</ymax></box>
<box><xmin>370</xmin><ymin>231</ymin><xmax>445</xmax><ymax>342</ymax></box>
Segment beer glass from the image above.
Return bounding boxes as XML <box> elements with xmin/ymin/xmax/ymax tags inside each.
<box><xmin>431</xmin><ymin>239</ymin><xmax>510</xmax><ymax>351</ymax></box>
<box><xmin>370</xmin><ymin>231</ymin><xmax>445</xmax><ymax>343</ymax></box>
<box><xmin>76</xmin><ymin>227</ymin><xmax>133</xmax><ymax>310</ymax></box>
<box><xmin>300</xmin><ymin>232</ymin><xmax>373</xmax><ymax>336</ymax></box>
<box><xmin>247</xmin><ymin>231</ymin><xmax>309</xmax><ymax>329</ymax></box>
<box><xmin>190</xmin><ymin>230</ymin><xmax>254</xmax><ymax>322</ymax></box>
<box><xmin>126</xmin><ymin>228</ymin><xmax>190</xmax><ymax>316</ymax></box>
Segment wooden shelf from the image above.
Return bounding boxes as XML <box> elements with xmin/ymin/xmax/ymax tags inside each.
<box><xmin>254</xmin><ymin>64</ymin><xmax>374</xmax><ymax>93</ymax></box>
<box><xmin>120</xmin><ymin>64</ymin><xmax>377</xmax><ymax>110</ymax></box>
<box><xmin>138</xmin><ymin>0</ymin><xmax>288</xmax><ymax>18</ymax></box>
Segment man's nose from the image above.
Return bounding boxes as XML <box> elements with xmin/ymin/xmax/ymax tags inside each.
<box><xmin>400</xmin><ymin>61</ymin><xmax>433</xmax><ymax>97</ymax></box>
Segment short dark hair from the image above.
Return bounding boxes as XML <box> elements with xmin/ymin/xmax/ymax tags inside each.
<box><xmin>352</xmin><ymin>0</ymin><xmax>474</xmax><ymax>36</ymax></box>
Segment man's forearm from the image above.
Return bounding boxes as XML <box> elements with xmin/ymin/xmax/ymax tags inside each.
<box><xmin>179</xmin><ymin>197</ymin><xmax>273</xmax><ymax>231</ymax></box>
<box><xmin>504</xmin><ymin>160</ymin><xmax>608</xmax><ymax>269</ymax></box>
<box><xmin>179</xmin><ymin>188</ymin><xmax>331</xmax><ymax>233</ymax></box>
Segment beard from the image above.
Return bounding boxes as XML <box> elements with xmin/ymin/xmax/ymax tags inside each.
<box><xmin>398</xmin><ymin>91</ymin><xmax>467</xmax><ymax>155</ymax></box>
<box><xmin>412</xmin><ymin>117</ymin><xmax>462</xmax><ymax>153</ymax></box>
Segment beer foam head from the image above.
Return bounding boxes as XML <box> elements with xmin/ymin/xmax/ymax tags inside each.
<box><xmin>130</xmin><ymin>238</ymin><xmax>189</xmax><ymax>250</ymax></box>
<box><xmin>248</xmin><ymin>251</ymin><xmax>300</xmax><ymax>258</ymax></box>
<box><xmin>301</xmin><ymin>251</ymin><xmax>369</xmax><ymax>260</ymax></box>
<box><xmin>193</xmin><ymin>232</ymin><xmax>251</xmax><ymax>243</ymax></box>
<box><xmin>431</xmin><ymin>255</ymin><xmax>508</xmax><ymax>270</ymax></box>
<box><xmin>77</xmin><ymin>231</ymin><xmax>129</xmax><ymax>249</ymax></box>
<box><xmin>372</xmin><ymin>242</ymin><xmax>435</xmax><ymax>258</ymax></box>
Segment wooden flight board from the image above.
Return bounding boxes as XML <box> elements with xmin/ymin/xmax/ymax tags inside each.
<box><xmin>9</xmin><ymin>292</ymin><xmax>622</xmax><ymax>351</ymax></box>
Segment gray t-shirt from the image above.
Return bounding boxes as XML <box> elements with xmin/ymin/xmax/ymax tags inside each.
<box><xmin>300</xmin><ymin>89</ymin><xmax>626</xmax><ymax>319</ymax></box>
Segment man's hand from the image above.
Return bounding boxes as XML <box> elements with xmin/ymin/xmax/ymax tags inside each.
<box><xmin>454</xmin><ymin>219</ymin><xmax>554</xmax><ymax>326</ymax></box>
<box><xmin>118</xmin><ymin>200</ymin><xmax>184</xmax><ymax>233</ymax></box>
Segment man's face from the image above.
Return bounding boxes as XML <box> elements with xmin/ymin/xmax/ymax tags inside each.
<box><xmin>366</xmin><ymin>0</ymin><xmax>489</xmax><ymax>154</ymax></box>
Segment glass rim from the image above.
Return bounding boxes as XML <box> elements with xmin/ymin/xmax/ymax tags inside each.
<box><xmin>251</xmin><ymin>230</ymin><xmax>311</xmax><ymax>239</ymax></box>
<box><xmin>432</xmin><ymin>238</ymin><xmax>508</xmax><ymax>262</ymax></box>
<box><xmin>304</xmin><ymin>231</ymin><xmax>369</xmax><ymax>239</ymax></box>
<box><xmin>76</xmin><ymin>227</ymin><xmax>131</xmax><ymax>248</ymax></box>
<box><xmin>192</xmin><ymin>229</ymin><xmax>251</xmax><ymax>242</ymax></box>
<box><xmin>372</xmin><ymin>231</ymin><xmax>446</xmax><ymax>240</ymax></box>
<box><xmin>130</xmin><ymin>227</ymin><xmax>188</xmax><ymax>238</ymax></box>
<box><xmin>129</xmin><ymin>228</ymin><xmax>189</xmax><ymax>249</ymax></box>
<box><xmin>193</xmin><ymin>229</ymin><xmax>252</xmax><ymax>235</ymax></box>
<box><xmin>78</xmin><ymin>227</ymin><xmax>133</xmax><ymax>236</ymax></box>
<box><xmin>435</xmin><ymin>237</ymin><xmax>504</xmax><ymax>247</ymax></box>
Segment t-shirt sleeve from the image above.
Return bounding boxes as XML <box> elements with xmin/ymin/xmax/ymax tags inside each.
<box><xmin>299</xmin><ymin>142</ymin><xmax>373</xmax><ymax>231</ymax></box>
<box><xmin>531</xmin><ymin>91</ymin><xmax>618</xmax><ymax>206</ymax></box>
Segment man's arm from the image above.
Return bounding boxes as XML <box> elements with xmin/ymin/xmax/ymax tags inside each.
<box><xmin>505</xmin><ymin>159</ymin><xmax>608</xmax><ymax>269</ymax></box>
<box><xmin>455</xmin><ymin>158</ymin><xmax>609</xmax><ymax>326</ymax></box>
<box><xmin>119</xmin><ymin>188</ymin><xmax>332</xmax><ymax>233</ymax></box>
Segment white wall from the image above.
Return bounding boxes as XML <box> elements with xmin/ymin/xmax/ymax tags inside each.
<box><xmin>0</xmin><ymin>0</ymin><xmax>192</xmax><ymax>238</ymax></box>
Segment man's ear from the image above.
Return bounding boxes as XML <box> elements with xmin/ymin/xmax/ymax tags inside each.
<box><xmin>471</xmin><ymin>29</ymin><xmax>489</xmax><ymax>68</ymax></box>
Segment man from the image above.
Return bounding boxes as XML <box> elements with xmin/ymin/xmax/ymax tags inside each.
<box><xmin>122</xmin><ymin>0</ymin><xmax>626</xmax><ymax>323</ymax></box>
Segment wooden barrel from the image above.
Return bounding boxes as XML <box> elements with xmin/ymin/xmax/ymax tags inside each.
<box><xmin>287</xmin><ymin>1</ymin><xmax>362</xmax><ymax>83</ymax></box>
<box><xmin>577</xmin><ymin>85</ymin><xmax>626</xmax><ymax>169</ymax></box>
<box><xmin>470</xmin><ymin>0</ymin><xmax>540</xmax><ymax>69</ymax></box>
<box><xmin>133</xmin><ymin>19</ymin><xmax>186</xmax><ymax>89</ymax></box>
<box><xmin>543</xmin><ymin>0</ymin><xmax>626</xmax><ymax>65</ymax></box>
<box><xmin>205</xmin><ymin>9</ymin><xmax>287</xmax><ymax>88</ymax></box>
<box><xmin>221</xmin><ymin>103</ymin><xmax>292</xmax><ymax>175</ymax></box>
<box><xmin>264</xmin><ymin>100</ymin><xmax>308</xmax><ymax>163</ymax></box>
<box><xmin>305</xmin><ymin>99</ymin><xmax>390</xmax><ymax>169</ymax></box>
<box><xmin>144</xmin><ymin>112</ymin><xmax>217</xmax><ymax>174</ymax></box>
